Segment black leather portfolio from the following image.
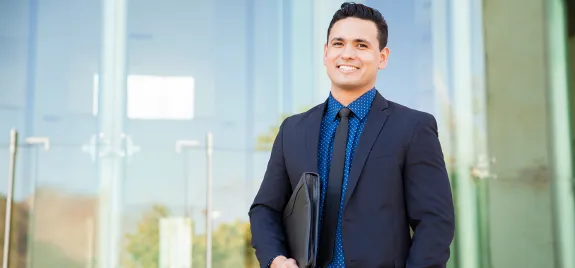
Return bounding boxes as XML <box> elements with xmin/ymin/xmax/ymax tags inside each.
<box><xmin>282</xmin><ymin>172</ymin><xmax>321</xmax><ymax>268</ymax></box>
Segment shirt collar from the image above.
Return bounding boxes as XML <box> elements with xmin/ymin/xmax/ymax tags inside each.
<box><xmin>325</xmin><ymin>88</ymin><xmax>376</xmax><ymax>121</ymax></box>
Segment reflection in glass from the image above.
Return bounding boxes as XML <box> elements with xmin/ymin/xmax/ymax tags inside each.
<box><xmin>93</xmin><ymin>74</ymin><xmax>195</xmax><ymax>120</ymax></box>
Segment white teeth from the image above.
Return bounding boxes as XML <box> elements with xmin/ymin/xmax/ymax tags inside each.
<box><xmin>339</xmin><ymin>65</ymin><xmax>358</xmax><ymax>70</ymax></box>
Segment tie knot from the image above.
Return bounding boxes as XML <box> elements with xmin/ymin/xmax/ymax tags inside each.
<box><xmin>338</xmin><ymin>107</ymin><xmax>351</xmax><ymax>118</ymax></box>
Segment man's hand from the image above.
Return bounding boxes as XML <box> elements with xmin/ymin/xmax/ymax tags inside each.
<box><xmin>271</xmin><ymin>256</ymin><xmax>299</xmax><ymax>268</ymax></box>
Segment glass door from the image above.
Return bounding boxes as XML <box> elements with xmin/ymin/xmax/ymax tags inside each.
<box><xmin>0</xmin><ymin>2</ymin><xmax>27</xmax><ymax>266</ymax></box>
<box><xmin>114</xmin><ymin>0</ymin><xmax>245</xmax><ymax>266</ymax></box>
<box><xmin>1</xmin><ymin>1</ymin><xmax>102</xmax><ymax>268</ymax></box>
<box><xmin>96</xmin><ymin>1</ymin><xmax>217</xmax><ymax>267</ymax></box>
<box><xmin>0</xmin><ymin>1</ymin><xmax>34</xmax><ymax>266</ymax></box>
<box><xmin>109</xmin><ymin>0</ymin><xmax>322</xmax><ymax>267</ymax></box>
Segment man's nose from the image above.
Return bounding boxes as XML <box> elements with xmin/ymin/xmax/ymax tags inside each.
<box><xmin>340</xmin><ymin>44</ymin><xmax>356</xmax><ymax>59</ymax></box>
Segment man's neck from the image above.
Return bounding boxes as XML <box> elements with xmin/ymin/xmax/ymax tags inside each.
<box><xmin>330</xmin><ymin>86</ymin><xmax>374</xmax><ymax>106</ymax></box>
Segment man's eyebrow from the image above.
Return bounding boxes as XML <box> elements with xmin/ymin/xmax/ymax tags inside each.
<box><xmin>329</xmin><ymin>37</ymin><xmax>372</xmax><ymax>45</ymax></box>
<box><xmin>354</xmin><ymin>38</ymin><xmax>371</xmax><ymax>45</ymax></box>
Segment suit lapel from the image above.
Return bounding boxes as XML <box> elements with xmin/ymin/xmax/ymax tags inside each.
<box><xmin>343</xmin><ymin>92</ymin><xmax>390</xmax><ymax>209</ymax></box>
<box><xmin>305</xmin><ymin>101</ymin><xmax>327</xmax><ymax>173</ymax></box>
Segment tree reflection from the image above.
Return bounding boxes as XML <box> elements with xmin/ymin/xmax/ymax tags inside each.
<box><xmin>123</xmin><ymin>204</ymin><xmax>258</xmax><ymax>268</ymax></box>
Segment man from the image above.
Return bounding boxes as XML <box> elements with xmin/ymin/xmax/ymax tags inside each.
<box><xmin>249</xmin><ymin>2</ymin><xmax>455</xmax><ymax>268</ymax></box>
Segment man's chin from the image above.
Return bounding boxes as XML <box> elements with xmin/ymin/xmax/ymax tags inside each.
<box><xmin>333</xmin><ymin>81</ymin><xmax>364</xmax><ymax>91</ymax></box>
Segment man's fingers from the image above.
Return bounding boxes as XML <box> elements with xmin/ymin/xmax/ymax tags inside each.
<box><xmin>286</xmin><ymin>258</ymin><xmax>299</xmax><ymax>268</ymax></box>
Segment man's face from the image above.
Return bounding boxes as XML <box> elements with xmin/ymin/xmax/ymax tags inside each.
<box><xmin>324</xmin><ymin>17</ymin><xmax>389</xmax><ymax>92</ymax></box>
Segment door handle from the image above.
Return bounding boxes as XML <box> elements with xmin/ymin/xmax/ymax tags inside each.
<box><xmin>25</xmin><ymin>136</ymin><xmax>51</xmax><ymax>151</ymax></box>
<box><xmin>81</xmin><ymin>133</ymin><xmax>141</xmax><ymax>162</ymax></box>
<box><xmin>175</xmin><ymin>139</ymin><xmax>201</xmax><ymax>218</ymax></box>
<box><xmin>205</xmin><ymin>132</ymin><xmax>213</xmax><ymax>268</ymax></box>
<box><xmin>122</xmin><ymin>134</ymin><xmax>141</xmax><ymax>158</ymax></box>
<box><xmin>174</xmin><ymin>134</ymin><xmax>214</xmax><ymax>268</ymax></box>
<box><xmin>3</xmin><ymin>129</ymin><xmax>19</xmax><ymax>268</ymax></box>
<box><xmin>22</xmin><ymin>136</ymin><xmax>50</xmax><ymax>268</ymax></box>
<box><xmin>471</xmin><ymin>154</ymin><xmax>497</xmax><ymax>180</ymax></box>
<box><xmin>175</xmin><ymin>140</ymin><xmax>200</xmax><ymax>153</ymax></box>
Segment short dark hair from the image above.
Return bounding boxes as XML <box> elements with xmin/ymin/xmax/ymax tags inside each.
<box><xmin>327</xmin><ymin>2</ymin><xmax>388</xmax><ymax>50</ymax></box>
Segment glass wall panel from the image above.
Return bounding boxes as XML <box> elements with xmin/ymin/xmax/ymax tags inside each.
<box><xmin>0</xmin><ymin>0</ymin><xmax>101</xmax><ymax>267</ymax></box>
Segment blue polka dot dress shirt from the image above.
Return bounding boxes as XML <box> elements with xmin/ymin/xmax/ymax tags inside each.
<box><xmin>318</xmin><ymin>88</ymin><xmax>376</xmax><ymax>267</ymax></box>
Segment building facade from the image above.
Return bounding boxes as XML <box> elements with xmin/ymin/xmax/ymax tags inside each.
<box><xmin>0</xmin><ymin>0</ymin><xmax>574</xmax><ymax>267</ymax></box>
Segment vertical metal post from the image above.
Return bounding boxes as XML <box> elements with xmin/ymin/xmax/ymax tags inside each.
<box><xmin>469</xmin><ymin>0</ymin><xmax>492</xmax><ymax>266</ymax></box>
<box><xmin>546</xmin><ymin>0</ymin><xmax>575</xmax><ymax>267</ymax></box>
<box><xmin>3</xmin><ymin>129</ymin><xmax>18</xmax><ymax>268</ymax></box>
<box><xmin>245</xmin><ymin>0</ymin><xmax>256</xmax><ymax>214</ymax></box>
<box><xmin>451</xmin><ymin>0</ymin><xmax>480</xmax><ymax>267</ymax></box>
<box><xmin>205</xmin><ymin>132</ymin><xmax>213</xmax><ymax>268</ymax></box>
<box><xmin>176</xmin><ymin>139</ymin><xmax>201</xmax><ymax>217</ymax></box>
<box><xmin>430</xmin><ymin>0</ymin><xmax>458</xmax><ymax>266</ymax></box>
<box><xmin>98</xmin><ymin>0</ymin><xmax>128</xmax><ymax>266</ymax></box>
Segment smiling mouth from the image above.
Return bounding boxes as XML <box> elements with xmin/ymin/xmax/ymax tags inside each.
<box><xmin>338</xmin><ymin>65</ymin><xmax>359</xmax><ymax>72</ymax></box>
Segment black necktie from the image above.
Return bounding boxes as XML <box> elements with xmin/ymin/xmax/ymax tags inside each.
<box><xmin>319</xmin><ymin>107</ymin><xmax>351</xmax><ymax>266</ymax></box>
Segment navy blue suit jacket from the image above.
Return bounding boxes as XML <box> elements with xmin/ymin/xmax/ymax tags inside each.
<box><xmin>249</xmin><ymin>91</ymin><xmax>455</xmax><ymax>268</ymax></box>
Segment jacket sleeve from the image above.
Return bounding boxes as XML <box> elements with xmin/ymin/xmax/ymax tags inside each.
<box><xmin>404</xmin><ymin>113</ymin><xmax>455</xmax><ymax>268</ymax></box>
<box><xmin>249</xmin><ymin>118</ymin><xmax>292</xmax><ymax>267</ymax></box>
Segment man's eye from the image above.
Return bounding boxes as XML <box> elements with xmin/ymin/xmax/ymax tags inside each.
<box><xmin>358</xmin><ymin>44</ymin><xmax>368</xmax><ymax>48</ymax></box>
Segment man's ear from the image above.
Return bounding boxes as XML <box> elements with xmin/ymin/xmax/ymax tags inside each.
<box><xmin>378</xmin><ymin>47</ymin><xmax>390</xmax><ymax>70</ymax></box>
